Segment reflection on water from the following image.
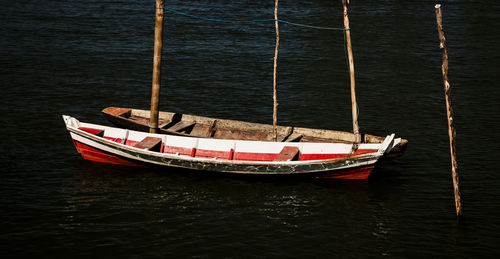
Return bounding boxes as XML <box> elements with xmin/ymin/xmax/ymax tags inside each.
<box><xmin>61</xmin><ymin>163</ymin><xmax>406</xmax><ymax>256</ymax></box>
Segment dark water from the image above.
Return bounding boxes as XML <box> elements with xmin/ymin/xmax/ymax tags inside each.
<box><xmin>1</xmin><ymin>0</ymin><xmax>500</xmax><ymax>257</ymax></box>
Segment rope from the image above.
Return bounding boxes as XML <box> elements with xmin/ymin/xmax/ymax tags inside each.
<box><xmin>278</xmin><ymin>20</ymin><xmax>347</xmax><ymax>31</ymax></box>
<box><xmin>346</xmin><ymin>143</ymin><xmax>359</xmax><ymax>158</ymax></box>
<box><xmin>163</xmin><ymin>6</ymin><xmax>275</xmax><ymax>23</ymax></box>
<box><xmin>162</xmin><ymin>6</ymin><xmax>348</xmax><ymax>31</ymax></box>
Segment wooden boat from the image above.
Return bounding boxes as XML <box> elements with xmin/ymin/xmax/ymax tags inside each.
<box><xmin>102</xmin><ymin>107</ymin><xmax>408</xmax><ymax>158</ymax></box>
<box><xmin>64</xmin><ymin>1</ymin><xmax>407</xmax><ymax>179</ymax></box>
<box><xmin>63</xmin><ymin>115</ymin><xmax>398</xmax><ymax>179</ymax></box>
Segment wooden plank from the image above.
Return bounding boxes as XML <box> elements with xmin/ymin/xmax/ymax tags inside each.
<box><xmin>277</xmin><ymin>127</ymin><xmax>292</xmax><ymax>142</ymax></box>
<box><xmin>189</xmin><ymin>120</ymin><xmax>216</xmax><ymax>138</ymax></box>
<box><xmin>208</xmin><ymin>120</ymin><xmax>217</xmax><ymax>137</ymax></box>
<box><xmin>134</xmin><ymin>136</ymin><xmax>162</xmax><ymax>151</ymax></box>
<box><xmin>285</xmin><ymin>133</ymin><xmax>303</xmax><ymax>142</ymax></box>
<box><xmin>273</xmin><ymin>146</ymin><xmax>299</xmax><ymax>161</ymax></box>
<box><xmin>167</xmin><ymin>121</ymin><xmax>196</xmax><ymax>132</ymax></box>
<box><xmin>105</xmin><ymin>107</ymin><xmax>131</xmax><ymax>117</ymax></box>
<box><xmin>158</xmin><ymin>121</ymin><xmax>171</xmax><ymax>129</ymax></box>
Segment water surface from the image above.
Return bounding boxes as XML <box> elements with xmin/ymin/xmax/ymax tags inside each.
<box><xmin>1</xmin><ymin>0</ymin><xmax>499</xmax><ymax>257</ymax></box>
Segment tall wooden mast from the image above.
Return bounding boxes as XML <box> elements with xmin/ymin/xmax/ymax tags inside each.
<box><xmin>342</xmin><ymin>0</ymin><xmax>361</xmax><ymax>143</ymax></box>
<box><xmin>272</xmin><ymin>0</ymin><xmax>280</xmax><ymax>141</ymax></box>
<box><xmin>149</xmin><ymin>0</ymin><xmax>165</xmax><ymax>133</ymax></box>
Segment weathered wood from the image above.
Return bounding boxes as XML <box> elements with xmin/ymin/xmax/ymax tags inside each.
<box><xmin>273</xmin><ymin>146</ymin><xmax>299</xmax><ymax>161</ymax></box>
<box><xmin>158</xmin><ymin>121</ymin><xmax>171</xmax><ymax>129</ymax></box>
<box><xmin>134</xmin><ymin>136</ymin><xmax>162</xmax><ymax>151</ymax></box>
<box><xmin>278</xmin><ymin>127</ymin><xmax>293</xmax><ymax>142</ymax></box>
<box><xmin>435</xmin><ymin>4</ymin><xmax>462</xmax><ymax>218</ymax></box>
<box><xmin>272</xmin><ymin>0</ymin><xmax>280</xmax><ymax>141</ymax></box>
<box><xmin>104</xmin><ymin>107</ymin><xmax>132</xmax><ymax>117</ymax></box>
<box><xmin>167</xmin><ymin>120</ymin><xmax>195</xmax><ymax>132</ymax></box>
<box><xmin>208</xmin><ymin>119</ymin><xmax>217</xmax><ymax>137</ymax></box>
<box><xmin>342</xmin><ymin>0</ymin><xmax>361</xmax><ymax>143</ymax></box>
<box><xmin>149</xmin><ymin>0</ymin><xmax>165</xmax><ymax>133</ymax></box>
<box><xmin>104</xmin><ymin>107</ymin><xmax>409</xmax><ymax>154</ymax></box>
<box><xmin>285</xmin><ymin>133</ymin><xmax>303</xmax><ymax>142</ymax></box>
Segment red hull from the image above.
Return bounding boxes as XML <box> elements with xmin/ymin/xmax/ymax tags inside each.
<box><xmin>72</xmin><ymin>140</ymin><xmax>374</xmax><ymax>179</ymax></box>
<box><xmin>73</xmin><ymin>140</ymin><xmax>144</xmax><ymax>167</ymax></box>
<box><xmin>315</xmin><ymin>166</ymin><xmax>374</xmax><ymax>180</ymax></box>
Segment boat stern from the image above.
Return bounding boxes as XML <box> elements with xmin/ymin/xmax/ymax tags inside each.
<box><xmin>377</xmin><ymin>134</ymin><xmax>396</xmax><ymax>156</ymax></box>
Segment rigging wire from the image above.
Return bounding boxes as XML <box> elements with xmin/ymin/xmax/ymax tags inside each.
<box><xmin>159</xmin><ymin>4</ymin><xmax>358</xmax><ymax>130</ymax></box>
<box><xmin>162</xmin><ymin>6</ymin><xmax>348</xmax><ymax>31</ymax></box>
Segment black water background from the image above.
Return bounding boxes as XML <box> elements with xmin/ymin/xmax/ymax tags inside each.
<box><xmin>1</xmin><ymin>0</ymin><xmax>500</xmax><ymax>257</ymax></box>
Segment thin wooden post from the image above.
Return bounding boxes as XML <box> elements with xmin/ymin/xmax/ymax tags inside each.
<box><xmin>342</xmin><ymin>0</ymin><xmax>361</xmax><ymax>143</ymax></box>
<box><xmin>272</xmin><ymin>0</ymin><xmax>280</xmax><ymax>141</ymax></box>
<box><xmin>435</xmin><ymin>4</ymin><xmax>463</xmax><ymax>218</ymax></box>
<box><xmin>149</xmin><ymin>0</ymin><xmax>165</xmax><ymax>133</ymax></box>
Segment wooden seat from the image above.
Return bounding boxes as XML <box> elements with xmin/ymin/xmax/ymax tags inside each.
<box><xmin>166</xmin><ymin>121</ymin><xmax>196</xmax><ymax>132</ymax></box>
<box><xmin>134</xmin><ymin>137</ymin><xmax>162</xmax><ymax>151</ymax></box>
<box><xmin>156</xmin><ymin>120</ymin><xmax>170</xmax><ymax>129</ymax></box>
<box><xmin>273</xmin><ymin>146</ymin><xmax>300</xmax><ymax>161</ymax></box>
<box><xmin>105</xmin><ymin>107</ymin><xmax>131</xmax><ymax>117</ymax></box>
<box><xmin>277</xmin><ymin>127</ymin><xmax>302</xmax><ymax>142</ymax></box>
<box><xmin>285</xmin><ymin>133</ymin><xmax>303</xmax><ymax>142</ymax></box>
<box><xmin>188</xmin><ymin>120</ymin><xmax>215</xmax><ymax>138</ymax></box>
<box><xmin>277</xmin><ymin>127</ymin><xmax>293</xmax><ymax>142</ymax></box>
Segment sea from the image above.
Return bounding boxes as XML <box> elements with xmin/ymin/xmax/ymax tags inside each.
<box><xmin>1</xmin><ymin>0</ymin><xmax>499</xmax><ymax>257</ymax></box>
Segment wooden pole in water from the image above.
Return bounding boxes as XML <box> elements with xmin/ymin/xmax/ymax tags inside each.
<box><xmin>272</xmin><ymin>0</ymin><xmax>280</xmax><ymax>141</ymax></box>
<box><xmin>149</xmin><ymin>0</ymin><xmax>165</xmax><ymax>133</ymax></box>
<box><xmin>342</xmin><ymin>0</ymin><xmax>361</xmax><ymax>143</ymax></box>
<box><xmin>435</xmin><ymin>4</ymin><xmax>463</xmax><ymax>218</ymax></box>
